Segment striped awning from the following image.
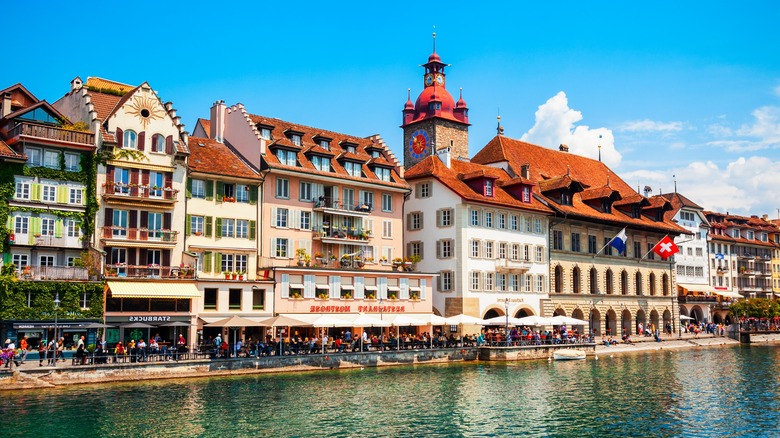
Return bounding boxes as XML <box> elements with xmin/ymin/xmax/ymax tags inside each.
<box><xmin>106</xmin><ymin>281</ymin><xmax>200</xmax><ymax>299</ymax></box>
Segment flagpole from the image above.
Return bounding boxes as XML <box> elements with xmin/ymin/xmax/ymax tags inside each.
<box><xmin>639</xmin><ymin>234</ymin><xmax>670</xmax><ymax>262</ymax></box>
<box><xmin>594</xmin><ymin>227</ymin><xmax>626</xmax><ymax>257</ymax></box>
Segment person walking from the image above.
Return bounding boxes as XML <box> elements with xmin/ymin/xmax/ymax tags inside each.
<box><xmin>19</xmin><ymin>336</ymin><xmax>28</xmax><ymax>364</ymax></box>
<box><xmin>38</xmin><ymin>341</ymin><xmax>48</xmax><ymax>367</ymax></box>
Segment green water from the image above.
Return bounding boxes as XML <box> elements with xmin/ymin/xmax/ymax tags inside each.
<box><xmin>6</xmin><ymin>345</ymin><xmax>780</xmax><ymax>437</ymax></box>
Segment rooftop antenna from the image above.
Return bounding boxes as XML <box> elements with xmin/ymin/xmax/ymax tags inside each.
<box><xmin>432</xmin><ymin>26</ymin><xmax>436</xmax><ymax>53</ymax></box>
<box><xmin>496</xmin><ymin>106</ymin><xmax>504</xmax><ymax>135</ymax></box>
<box><xmin>673</xmin><ymin>174</ymin><xmax>677</xmax><ymax>193</ymax></box>
<box><xmin>598</xmin><ymin>134</ymin><xmax>602</xmax><ymax>162</ymax></box>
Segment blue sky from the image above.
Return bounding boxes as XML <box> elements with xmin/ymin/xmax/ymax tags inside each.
<box><xmin>8</xmin><ymin>1</ymin><xmax>780</xmax><ymax>216</ymax></box>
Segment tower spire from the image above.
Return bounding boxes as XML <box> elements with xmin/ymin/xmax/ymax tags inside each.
<box><xmin>598</xmin><ymin>134</ymin><xmax>602</xmax><ymax>162</ymax></box>
<box><xmin>432</xmin><ymin>27</ymin><xmax>436</xmax><ymax>53</ymax></box>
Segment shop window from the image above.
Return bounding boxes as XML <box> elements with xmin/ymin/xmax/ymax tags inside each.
<box><xmin>204</xmin><ymin>288</ymin><xmax>217</xmax><ymax>310</ymax></box>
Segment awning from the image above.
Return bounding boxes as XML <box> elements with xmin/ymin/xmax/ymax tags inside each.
<box><xmin>341</xmin><ymin>285</ymin><xmax>355</xmax><ymax>290</ymax></box>
<box><xmin>315</xmin><ymin>284</ymin><xmax>330</xmax><ymax>290</ymax></box>
<box><xmin>387</xmin><ymin>286</ymin><xmax>401</xmax><ymax>291</ymax></box>
<box><xmin>409</xmin><ymin>286</ymin><xmax>422</xmax><ymax>292</ymax></box>
<box><xmin>713</xmin><ymin>290</ymin><xmax>743</xmax><ymax>299</ymax></box>
<box><xmin>106</xmin><ymin>281</ymin><xmax>200</xmax><ymax>299</ymax></box>
<box><xmin>364</xmin><ymin>285</ymin><xmax>378</xmax><ymax>291</ymax></box>
<box><xmin>677</xmin><ymin>283</ymin><xmax>718</xmax><ymax>293</ymax></box>
<box><xmin>289</xmin><ymin>283</ymin><xmax>304</xmax><ymax>289</ymax></box>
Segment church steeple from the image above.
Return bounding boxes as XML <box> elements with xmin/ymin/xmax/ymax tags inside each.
<box><xmin>402</xmin><ymin>37</ymin><xmax>470</xmax><ymax>170</ymax></box>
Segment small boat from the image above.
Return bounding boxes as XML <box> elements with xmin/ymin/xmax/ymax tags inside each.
<box><xmin>553</xmin><ymin>349</ymin><xmax>586</xmax><ymax>361</ymax></box>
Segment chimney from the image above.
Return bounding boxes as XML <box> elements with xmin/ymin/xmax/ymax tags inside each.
<box><xmin>762</xmin><ymin>214</ymin><xmax>768</xmax><ymax>221</ymax></box>
<box><xmin>1</xmin><ymin>92</ymin><xmax>11</xmax><ymax>117</ymax></box>
<box><xmin>210</xmin><ymin>100</ymin><xmax>226</xmax><ymax>143</ymax></box>
<box><xmin>521</xmin><ymin>164</ymin><xmax>530</xmax><ymax>179</ymax></box>
<box><xmin>559</xmin><ymin>144</ymin><xmax>569</xmax><ymax>152</ymax></box>
<box><xmin>70</xmin><ymin>77</ymin><xmax>83</xmax><ymax>91</ymax></box>
<box><xmin>436</xmin><ymin>147</ymin><xmax>452</xmax><ymax>168</ymax></box>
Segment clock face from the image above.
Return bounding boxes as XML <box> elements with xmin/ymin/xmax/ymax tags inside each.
<box><xmin>436</xmin><ymin>74</ymin><xmax>444</xmax><ymax>86</ymax></box>
<box><xmin>424</xmin><ymin>74</ymin><xmax>433</xmax><ymax>86</ymax></box>
<box><xmin>409</xmin><ymin>129</ymin><xmax>429</xmax><ymax>159</ymax></box>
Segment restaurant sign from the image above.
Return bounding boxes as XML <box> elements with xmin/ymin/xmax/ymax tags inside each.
<box><xmin>310</xmin><ymin>305</ymin><xmax>407</xmax><ymax>313</ymax></box>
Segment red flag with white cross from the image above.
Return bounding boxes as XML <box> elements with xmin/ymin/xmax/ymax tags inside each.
<box><xmin>652</xmin><ymin>235</ymin><xmax>680</xmax><ymax>260</ymax></box>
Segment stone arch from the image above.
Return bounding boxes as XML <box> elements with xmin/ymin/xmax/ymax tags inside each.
<box><xmin>690</xmin><ymin>305</ymin><xmax>705</xmax><ymax>322</ymax></box>
<box><xmin>636</xmin><ymin>309</ymin><xmax>647</xmax><ymax>334</ymax></box>
<box><xmin>621</xmin><ymin>309</ymin><xmax>632</xmax><ymax>335</ymax></box>
<box><xmin>606</xmin><ymin>269</ymin><xmax>614</xmax><ymax>295</ymax></box>
<box><xmin>589</xmin><ymin>267</ymin><xmax>598</xmax><ymax>294</ymax></box>
<box><xmin>635</xmin><ymin>271</ymin><xmax>643</xmax><ymax>296</ymax></box>
<box><xmin>554</xmin><ymin>307</ymin><xmax>567</xmax><ymax>317</ymax></box>
<box><xmin>649</xmin><ymin>273</ymin><xmax>657</xmax><ymax>296</ymax></box>
<box><xmin>606</xmin><ymin>309</ymin><xmax>618</xmax><ymax>336</ymax></box>
<box><xmin>514</xmin><ymin>307</ymin><xmax>535</xmax><ymax>318</ymax></box>
<box><xmin>432</xmin><ymin>307</ymin><xmax>443</xmax><ymax>316</ymax></box>
<box><xmin>572</xmin><ymin>266</ymin><xmax>581</xmax><ymax>294</ymax></box>
<box><xmin>483</xmin><ymin>308</ymin><xmax>502</xmax><ymax>320</ymax></box>
<box><xmin>590</xmin><ymin>308</ymin><xmax>602</xmax><ymax>336</ymax></box>
<box><xmin>554</xmin><ymin>265</ymin><xmax>563</xmax><ymax>293</ymax></box>
<box><xmin>713</xmin><ymin>313</ymin><xmax>724</xmax><ymax>324</ymax></box>
<box><xmin>650</xmin><ymin>309</ymin><xmax>660</xmax><ymax>332</ymax></box>
<box><xmin>620</xmin><ymin>270</ymin><xmax>628</xmax><ymax>295</ymax></box>
<box><xmin>663</xmin><ymin>309</ymin><xmax>672</xmax><ymax>334</ymax></box>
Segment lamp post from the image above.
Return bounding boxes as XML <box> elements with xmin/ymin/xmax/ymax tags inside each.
<box><xmin>504</xmin><ymin>298</ymin><xmax>510</xmax><ymax>346</ymax></box>
<box><xmin>52</xmin><ymin>292</ymin><xmax>60</xmax><ymax>367</ymax></box>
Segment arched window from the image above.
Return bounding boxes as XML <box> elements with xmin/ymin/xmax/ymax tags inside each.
<box><xmin>124</xmin><ymin>130</ymin><xmax>137</xmax><ymax>149</ymax></box>
<box><xmin>554</xmin><ymin>265</ymin><xmax>563</xmax><ymax>293</ymax></box>
<box><xmin>590</xmin><ymin>268</ymin><xmax>598</xmax><ymax>294</ymax></box>
<box><xmin>635</xmin><ymin>272</ymin><xmax>643</xmax><ymax>295</ymax></box>
<box><xmin>152</xmin><ymin>134</ymin><xmax>165</xmax><ymax>153</ymax></box>
<box><xmin>662</xmin><ymin>273</ymin><xmax>669</xmax><ymax>296</ymax></box>
<box><xmin>649</xmin><ymin>273</ymin><xmax>656</xmax><ymax>296</ymax></box>
<box><xmin>605</xmin><ymin>269</ymin><xmax>614</xmax><ymax>295</ymax></box>
<box><xmin>620</xmin><ymin>271</ymin><xmax>628</xmax><ymax>295</ymax></box>
<box><xmin>572</xmin><ymin>267</ymin><xmax>581</xmax><ymax>294</ymax></box>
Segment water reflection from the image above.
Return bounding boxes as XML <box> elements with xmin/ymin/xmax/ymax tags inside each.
<box><xmin>7</xmin><ymin>345</ymin><xmax>780</xmax><ymax>437</ymax></box>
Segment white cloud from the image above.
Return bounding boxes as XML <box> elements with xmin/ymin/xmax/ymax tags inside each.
<box><xmin>707</xmin><ymin>105</ymin><xmax>780</xmax><ymax>152</ymax></box>
<box><xmin>774</xmin><ymin>84</ymin><xmax>780</xmax><ymax>98</ymax></box>
<box><xmin>520</xmin><ymin>91</ymin><xmax>622</xmax><ymax>167</ymax></box>
<box><xmin>622</xmin><ymin>156</ymin><xmax>780</xmax><ymax>215</ymax></box>
<box><xmin>617</xmin><ymin>119</ymin><xmax>684</xmax><ymax>133</ymax></box>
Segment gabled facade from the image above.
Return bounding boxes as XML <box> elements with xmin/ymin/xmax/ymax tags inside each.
<box><xmin>210</xmin><ymin>102</ymin><xmax>435</xmax><ymax>326</ymax></box>
<box><xmin>471</xmin><ymin>137</ymin><xmax>688</xmax><ymax>337</ymax></box>
<box><xmin>1</xmin><ymin>83</ymin><xmax>96</xmax><ymax>280</ymax></box>
<box><xmin>704</xmin><ymin>211</ymin><xmax>777</xmax><ymax>305</ymax></box>
<box><xmin>404</xmin><ymin>150</ymin><xmax>553</xmax><ymax>322</ymax></box>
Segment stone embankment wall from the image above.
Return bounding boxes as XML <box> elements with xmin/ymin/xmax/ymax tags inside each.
<box><xmin>479</xmin><ymin>344</ymin><xmax>596</xmax><ymax>361</ymax></box>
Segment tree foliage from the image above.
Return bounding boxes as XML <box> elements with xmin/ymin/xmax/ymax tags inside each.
<box><xmin>729</xmin><ymin>298</ymin><xmax>780</xmax><ymax>319</ymax></box>
<box><xmin>0</xmin><ymin>277</ymin><xmax>103</xmax><ymax>320</ymax></box>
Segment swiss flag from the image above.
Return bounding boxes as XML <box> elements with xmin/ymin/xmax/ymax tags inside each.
<box><xmin>653</xmin><ymin>236</ymin><xmax>680</xmax><ymax>260</ymax></box>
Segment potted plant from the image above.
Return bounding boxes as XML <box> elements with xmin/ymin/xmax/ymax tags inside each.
<box><xmin>231</xmin><ymin>271</ymin><xmax>238</xmax><ymax>280</ymax></box>
<box><xmin>237</xmin><ymin>270</ymin><xmax>245</xmax><ymax>280</ymax></box>
<box><xmin>193</xmin><ymin>231</ymin><xmax>202</xmax><ymax>236</ymax></box>
<box><xmin>388</xmin><ymin>292</ymin><xmax>398</xmax><ymax>300</ymax></box>
<box><xmin>379</xmin><ymin>256</ymin><xmax>388</xmax><ymax>264</ymax></box>
<box><xmin>291</xmin><ymin>290</ymin><xmax>302</xmax><ymax>299</ymax></box>
<box><xmin>406</xmin><ymin>255</ymin><xmax>421</xmax><ymax>271</ymax></box>
<box><xmin>410</xmin><ymin>291</ymin><xmax>420</xmax><ymax>301</ymax></box>
<box><xmin>317</xmin><ymin>291</ymin><xmax>328</xmax><ymax>300</ymax></box>
<box><xmin>341</xmin><ymin>291</ymin><xmax>352</xmax><ymax>300</ymax></box>
<box><xmin>392</xmin><ymin>258</ymin><xmax>403</xmax><ymax>270</ymax></box>
<box><xmin>340</xmin><ymin>254</ymin><xmax>351</xmax><ymax>268</ymax></box>
<box><xmin>304</xmin><ymin>254</ymin><xmax>312</xmax><ymax>267</ymax></box>
<box><xmin>105</xmin><ymin>267</ymin><xmax>117</xmax><ymax>277</ymax></box>
<box><xmin>354</xmin><ymin>256</ymin><xmax>364</xmax><ymax>268</ymax></box>
<box><xmin>365</xmin><ymin>292</ymin><xmax>376</xmax><ymax>300</ymax></box>
<box><xmin>296</xmin><ymin>248</ymin><xmax>308</xmax><ymax>267</ymax></box>
<box><xmin>224</xmin><ymin>270</ymin><xmax>231</xmax><ymax>280</ymax></box>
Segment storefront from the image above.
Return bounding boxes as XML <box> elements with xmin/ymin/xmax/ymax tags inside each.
<box><xmin>5</xmin><ymin>320</ymin><xmax>100</xmax><ymax>348</ymax></box>
<box><xmin>104</xmin><ymin>280</ymin><xmax>200</xmax><ymax>347</ymax></box>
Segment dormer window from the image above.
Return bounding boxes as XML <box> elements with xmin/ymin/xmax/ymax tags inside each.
<box><xmin>276</xmin><ymin>149</ymin><xmax>297</xmax><ymax>166</ymax></box>
<box><xmin>344</xmin><ymin>161</ymin><xmax>362</xmax><ymax>177</ymax></box>
<box><xmin>561</xmin><ymin>191</ymin><xmax>571</xmax><ymax>206</ymax></box>
<box><xmin>260</xmin><ymin>128</ymin><xmax>272</xmax><ymax>140</ymax></box>
<box><xmin>522</xmin><ymin>186</ymin><xmax>531</xmax><ymax>203</ymax></box>
<box><xmin>311</xmin><ymin>156</ymin><xmax>330</xmax><ymax>172</ymax></box>
<box><xmin>601</xmin><ymin>199</ymin><xmax>612</xmax><ymax>213</ymax></box>
<box><xmin>346</xmin><ymin>145</ymin><xmax>356</xmax><ymax>153</ymax></box>
<box><xmin>373</xmin><ymin>167</ymin><xmax>391</xmax><ymax>182</ymax></box>
<box><xmin>291</xmin><ymin>134</ymin><xmax>302</xmax><ymax>146</ymax></box>
<box><xmin>428</xmin><ymin>103</ymin><xmax>442</xmax><ymax>111</ymax></box>
<box><xmin>732</xmin><ymin>229</ymin><xmax>739</xmax><ymax>238</ymax></box>
<box><xmin>371</xmin><ymin>150</ymin><xmax>381</xmax><ymax>158</ymax></box>
<box><xmin>484</xmin><ymin>180</ymin><xmax>494</xmax><ymax>197</ymax></box>
<box><xmin>632</xmin><ymin>205</ymin><xmax>642</xmax><ymax>219</ymax></box>
<box><xmin>761</xmin><ymin>233</ymin><xmax>768</xmax><ymax>242</ymax></box>
<box><xmin>747</xmin><ymin>230</ymin><xmax>754</xmax><ymax>240</ymax></box>
<box><xmin>319</xmin><ymin>139</ymin><xmax>330</xmax><ymax>150</ymax></box>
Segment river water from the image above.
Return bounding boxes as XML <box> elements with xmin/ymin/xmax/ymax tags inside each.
<box><xmin>6</xmin><ymin>344</ymin><xmax>780</xmax><ymax>437</ymax></box>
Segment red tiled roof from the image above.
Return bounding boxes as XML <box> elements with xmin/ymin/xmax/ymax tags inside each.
<box><xmin>187</xmin><ymin>136</ymin><xmax>261</xmax><ymax>180</ymax></box>
<box><xmin>88</xmin><ymin>92</ymin><xmax>123</xmax><ymax>121</ymax></box>
<box><xmin>250</xmin><ymin>114</ymin><xmax>408</xmax><ymax>189</ymax></box>
<box><xmin>538</xmin><ymin>174</ymin><xmax>584</xmax><ymax>192</ymax></box>
<box><xmin>471</xmin><ymin>135</ymin><xmax>687</xmax><ymax>234</ymax></box>
<box><xmin>195</xmin><ymin>119</ymin><xmax>211</xmax><ymax>136</ymax></box>
<box><xmin>404</xmin><ymin>155</ymin><xmax>553</xmax><ymax>214</ymax></box>
<box><xmin>0</xmin><ymin>138</ymin><xmax>25</xmax><ymax>160</ymax></box>
<box><xmin>580</xmin><ymin>186</ymin><xmax>621</xmax><ymax>202</ymax></box>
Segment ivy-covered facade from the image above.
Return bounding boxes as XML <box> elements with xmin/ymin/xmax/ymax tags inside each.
<box><xmin>0</xmin><ymin>83</ymin><xmax>98</xmax><ymax>277</ymax></box>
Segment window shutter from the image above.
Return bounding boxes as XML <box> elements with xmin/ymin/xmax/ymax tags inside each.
<box><xmin>140</xmin><ymin>211</ymin><xmax>149</xmax><ymax>228</ymax></box>
<box><xmin>415</xmin><ymin>183</ymin><xmax>421</xmax><ymax>198</ymax></box>
<box><xmin>437</xmin><ymin>275</ymin><xmax>442</xmax><ymax>292</ymax></box>
<box><xmin>378</xmin><ymin>277</ymin><xmax>388</xmax><ymax>300</ymax></box>
<box><xmin>216</xmin><ymin>181</ymin><xmax>224</xmax><ymax>202</ymax></box>
<box><xmin>304</xmin><ymin>274</ymin><xmax>315</xmax><ymax>298</ymax></box>
<box><xmin>205</xmin><ymin>216</ymin><xmax>212</xmax><ymax>237</ymax></box>
<box><xmin>249</xmin><ymin>220</ymin><xmax>256</xmax><ymax>240</ymax></box>
<box><xmin>215</xmin><ymin>253</ymin><xmax>223</xmax><ymax>272</ymax></box>
<box><xmin>165</xmin><ymin>135</ymin><xmax>173</xmax><ymax>155</ymax></box>
<box><xmin>354</xmin><ymin>276</ymin><xmax>365</xmax><ymax>299</ymax></box>
<box><xmin>185</xmin><ymin>214</ymin><xmax>191</xmax><ymax>235</ymax></box>
<box><xmin>185</xmin><ymin>178</ymin><xmax>192</xmax><ymax>198</ymax></box>
<box><xmin>270</xmin><ymin>207</ymin><xmax>277</xmax><ymax>227</ymax></box>
<box><xmin>329</xmin><ymin>275</ymin><xmax>340</xmax><ymax>298</ymax></box>
<box><xmin>129</xmin><ymin>210</ymin><xmax>137</xmax><ymax>230</ymax></box>
<box><xmin>57</xmin><ymin>186</ymin><xmax>67</xmax><ymax>204</ymax></box>
<box><xmin>116</xmin><ymin>128</ymin><xmax>124</xmax><ymax>148</ymax></box>
<box><xmin>141</xmin><ymin>170</ymin><xmax>150</xmax><ymax>186</ymax></box>
<box><xmin>162</xmin><ymin>250</ymin><xmax>170</xmax><ymax>267</ymax></box>
<box><xmin>54</xmin><ymin>219</ymin><xmax>63</xmax><ymax>238</ymax></box>
<box><xmin>249</xmin><ymin>186</ymin><xmax>258</xmax><ymax>205</ymax></box>
<box><xmin>31</xmin><ymin>184</ymin><xmax>41</xmax><ymax>201</ymax></box>
<box><xmin>400</xmin><ymin>277</ymin><xmax>409</xmax><ymax>299</ymax></box>
<box><xmin>436</xmin><ymin>240</ymin><xmax>442</xmax><ymax>258</ymax></box>
<box><xmin>281</xmin><ymin>274</ymin><xmax>290</xmax><ymax>298</ymax></box>
<box><xmin>406</xmin><ymin>213</ymin><xmax>412</xmax><ymax>231</ymax></box>
<box><xmin>215</xmin><ymin>217</ymin><xmax>222</xmax><ymax>238</ymax></box>
<box><xmin>203</xmin><ymin>252</ymin><xmax>212</xmax><ymax>273</ymax></box>
<box><xmin>421</xmin><ymin>279</ymin><xmax>427</xmax><ymax>299</ymax></box>
<box><xmin>138</xmin><ymin>131</ymin><xmax>145</xmax><ymax>151</ymax></box>
<box><xmin>104</xmin><ymin>208</ymin><xmax>113</xmax><ymax>229</ymax></box>
<box><xmin>163</xmin><ymin>213</ymin><xmax>171</xmax><ymax>229</ymax></box>
<box><xmin>406</xmin><ymin>242</ymin><xmax>411</xmax><ymax>257</ymax></box>
<box><xmin>436</xmin><ymin>210</ymin><xmax>442</xmax><ymax>227</ymax></box>
<box><xmin>205</xmin><ymin>180</ymin><xmax>214</xmax><ymax>200</ymax></box>
<box><xmin>290</xmin><ymin>209</ymin><xmax>300</xmax><ymax>229</ymax></box>
<box><xmin>80</xmin><ymin>188</ymin><xmax>86</xmax><ymax>205</ymax></box>
<box><xmin>420</xmin><ymin>212</ymin><xmax>424</xmax><ymax>229</ymax></box>
<box><xmin>420</xmin><ymin>242</ymin><xmax>424</xmax><ymax>260</ymax></box>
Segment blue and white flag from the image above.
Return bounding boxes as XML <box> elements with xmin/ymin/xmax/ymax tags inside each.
<box><xmin>608</xmin><ymin>228</ymin><xmax>627</xmax><ymax>255</ymax></box>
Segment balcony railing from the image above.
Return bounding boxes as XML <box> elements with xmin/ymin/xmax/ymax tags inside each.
<box><xmin>18</xmin><ymin>265</ymin><xmax>89</xmax><ymax>281</ymax></box>
<box><xmin>102</xmin><ymin>183</ymin><xmax>179</xmax><ymax>202</ymax></box>
<box><xmin>101</xmin><ymin>227</ymin><xmax>178</xmax><ymax>243</ymax></box>
<box><xmin>105</xmin><ymin>264</ymin><xmax>195</xmax><ymax>279</ymax></box>
<box><xmin>8</xmin><ymin>122</ymin><xmax>95</xmax><ymax>146</ymax></box>
<box><xmin>495</xmin><ymin>258</ymin><xmax>532</xmax><ymax>273</ymax></box>
<box><xmin>313</xmin><ymin>198</ymin><xmax>372</xmax><ymax>215</ymax></box>
<box><xmin>313</xmin><ymin>226</ymin><xmax>370</xmax><ymax>243</ymax></box>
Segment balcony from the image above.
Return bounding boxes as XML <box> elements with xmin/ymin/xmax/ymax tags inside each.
<box><xmin>18</xmin><ymin>265</ymin><xmax>89</xmax><ymax>281</ymax></box>
<box><xmin>11</xmin><ymin>233</ymin><xmax>83</xmax><ymax>249</ymax></box>
<box><xmin>313</xmin><ymin>226</ymin><xmax>370</xmax><ymax>245</ymax></box>
<box><xmin>104</xmin><ymin>264</ymin><xmax>195</xmax><ymax>279</ymax></box>
<box><xmin>102</xmin><ymin>183</ymin><xmax>179</xmax><ymax>205</ymax></box>
<box><xmin>678</xmin><ymin>295</ymin><xmax>718</xmax><ymax>304</ymax></box>
<box><xmin>313</xmin><ymin>199</ymin><xmax>372</xmax><ymax>217</ymax></box>
<box><xmin>101</xmin><ymin>227</ymin><xmax>178</xmax><ymax>246</ymax></box>
<box><xmin>7</xmin><ymin>122</ymin><xmax>95</xmax><ymax>147</ymax></box>
<box><xmin>716</xmin><ymin>266</ymin><xmax>729</xmax><ymax>275</ymax></box>
<box><xmin>495</xmin><ymin>258</ymin><xmax>532</xmax><ymax>273</ymax></box>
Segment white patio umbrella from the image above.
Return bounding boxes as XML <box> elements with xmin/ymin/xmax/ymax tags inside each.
<box><xmin>348</xmin><ymin>314</ymin><xmax>391</xmax><ymax>352</ymax></box>
<box><xmin>257</xmin><ymin>315</ymin><xmax>312</xmax><ymax>356</ymax></box>
<box><xmin>549</xmin><ymin>315</ymin><xmax>589</xmax><ymax>326</ymax></box>
<box><xmin>483</xmin><ymin>315</ymin><xmax>531</xmax><ymax>326</ymax></box>
<box><xmin>309</xmin><ymin>315</ymin><xmax>354</xmax><ymax>354</ymax></box>
<box><xmin>388</xmin><ymin>314</ymin><xmax>429</xmax><ymax>350</ymax></box>
<box><xmin>680</xmin><ymin>315</ymin><xmax>695</xmax><ymax>320</ymax></box>
<box><xmin>444</xmin><ymin>314</ymin><xmax>488</xmax><ymax>325</ymax></box>
<box><xmin>515</xmin><ymin>315</ymin><xmax>555</xmax><ymax>326</ymax></box>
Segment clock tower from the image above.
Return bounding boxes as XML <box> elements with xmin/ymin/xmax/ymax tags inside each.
<box><xmin>402</xmin><ymin>39</ymin><xmax>469</xmax><ymax>170</ymax></box>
